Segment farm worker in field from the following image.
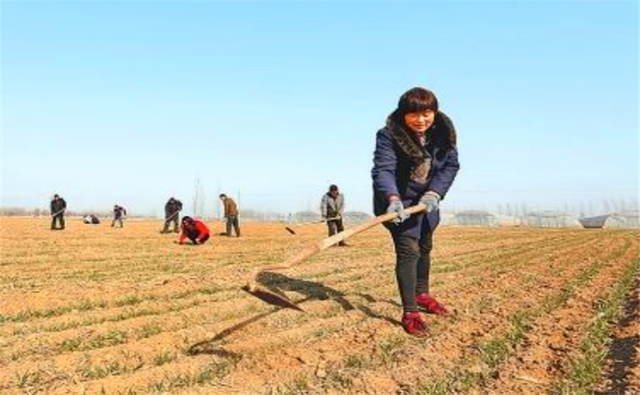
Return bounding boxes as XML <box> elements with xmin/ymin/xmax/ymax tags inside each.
<box><xmin>178</xmin><ymin>216</ymin><xmax>210</xmax><ymax>245</ymax></box>
<box><xmin>219</xmin><ymin>194</ymin><xmax>241</xmax><ymax>237</ymax></box>
<box><xmin>161</xmin><ymin>197</ymin><xmax>183</xmax><ymax>233</ymax></box>
<box><xmin>83</xmin><ymin>214</ymin><xmax>100</xmax><ymax>224</ymax></box>
<box><xmin>320</xmin><ymin>184</ymin><xmax>348</xmax><ymax>246</ymax></box>
<box><xmin>50</xmin><ymin>194</ymin><xmax>67</xmax><ymax>230</ymax></box>
<box><xmin>111</xmin><ymin>205</ymin><xmax>127</xmax><ymax>228</ymax></box>
<box><xmin>372</xmin><ymin>87</ymin><xmax>460</xmax><ymax>337</ymax></box>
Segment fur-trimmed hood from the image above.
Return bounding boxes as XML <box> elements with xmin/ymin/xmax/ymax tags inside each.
<box><xmin>386</xmin><ymin>110</ymin><xmax>457</xmax><ymax>151</ymax></box>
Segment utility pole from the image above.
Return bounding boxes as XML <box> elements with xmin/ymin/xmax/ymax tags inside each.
<box><xmin>216</xmin><ymin>179</ymin><xmax>222</xmax><ymax>220</ymax></box>
<box><xmin>192</xmin><ymin>177</ymin><xmax>205</xmax><ymax>218</ymax></box>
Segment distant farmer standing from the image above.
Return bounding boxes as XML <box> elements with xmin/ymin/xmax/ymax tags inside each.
<box><xmin>50</xmin><ymin>194</ymin><xmax>67</xmax><ymax>230</ymax></box>
<box><xmin>161</xmin><ymin>197</ymin><xmax>182</xmax><ymax>233</ymax></box>
<box><xmin>320</xmin><ymin>184</ymin><xmax>347</xmax><ymax>246</ymax></box>
<box><xmin>219</xmin><ymin>194</ymin><xmax>240</xmax><ymax>237</ymax></box>
<box><xmin>111</xmin><ymin>205</ymin><xmax>127</xmax><ymax>228</ymax></box>
<box><xmin>372</xmin><ymin>87</ymin><xmax>460</xmax><ymax>337</ymax></box>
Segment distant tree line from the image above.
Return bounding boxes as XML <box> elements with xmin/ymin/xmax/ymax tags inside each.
<box><xmin>493</xmin><ymin>198</ymin><xmax>638</xmax><ymax>218</ymax></box>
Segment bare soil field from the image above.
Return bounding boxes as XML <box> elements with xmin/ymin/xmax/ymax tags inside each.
<box><xmin>0</xmin><ymin>217</ymin><xmax>638</xmax><ymax>395</ymax></box>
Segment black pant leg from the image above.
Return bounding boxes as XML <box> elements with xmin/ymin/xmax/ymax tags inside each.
<box><xmin>415</xmin><ymin>230</ymin><xmax>434</xmax><ymax>295</ymax></box>
<box><xmin>162</xmin><ymin>217</ymin><xmax>170</xmax><ymax>232</ymax></box>
<box><xmin>336</xmin><ymin>219</ymin><xmax>345</xmax><ymax>233</ymax></box>
<box><xmin>52</xmin><ymin>214</ymin><xmax>64</xmax><ymax>229</ymax></box>
<box><xmin>327</xmin><ymin>220</ymin><xmax>338</xmax><ymax>236</ymax></box>
<box><xmin>335</xmin><ymin>219</ymin><xmax>347</xmax><ymax>245</ymax></box>
<box><xmin>233</xmin><ymin>216</ymin><xmax>240</xmax><ymax>237</ymax></box>
<box><xmin>186</xmin><ymin>229</ymin><xmax>200</xmax><ymax>244</ymax></box>
<box><xmin>392</xmin><ymin>233</ymin><xmax>420</xmax><ymax>312</ymax></box>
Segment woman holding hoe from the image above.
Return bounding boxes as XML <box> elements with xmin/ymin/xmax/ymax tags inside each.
<box><xmin>372</xmin><ymin>87</ymin><xmax>460</xmax><ymax>337</ymax></box>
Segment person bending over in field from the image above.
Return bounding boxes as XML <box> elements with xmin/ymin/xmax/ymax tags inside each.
<box><xmin>320</xmin><ymin>184</ymin><xmax>348</xmax><ymax>246</ymax></box>
<box><xmin>50</xmin><ymin>194</ymin><xmax>67</xmax><ymax>230</ymax></box>
<box><xmin>111</xmin><ymin>205</ymin><xmax>127</xmax><ymax>228</ymax></box>
<box><xmin>219</xmin><ymin>194</ymin><xmax>241</xmax><ymax>237</ymax></box>
<box><xmin>372</xmin><ymin>87</ymin><xmax>460</xmax><ymax>337</ymax></box>
<box><xmin>178</xmin><ymin>216</ymin><xmax>210</xmax><ymax>245</ymax></box>
<box><xmin>161</xmin><ymin>197</ymin><xmax>183</xmax><ymax>233</ymax></box>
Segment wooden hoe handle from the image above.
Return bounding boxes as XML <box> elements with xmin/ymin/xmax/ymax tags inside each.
<box><xmin>255</xmin><ymin>204</ymin><xmax>427</xmax><ymax>274</ymax></box>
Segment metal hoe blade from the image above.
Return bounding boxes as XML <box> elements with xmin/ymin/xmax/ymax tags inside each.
<box><xmin>242</xmin><ymin>284</ymin><xmax>303</xmax><ymax>311</ymax></box>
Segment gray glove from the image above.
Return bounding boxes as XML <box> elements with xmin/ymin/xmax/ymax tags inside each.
<box><xmin>387</xmin><ymin>198</ymin><xmax>409</xmax><ymax>224</ymax></box>
<box><xmin>420</xmin><ymin>191</ymin><xmax>440</xmax><ymax>212</ymax></box>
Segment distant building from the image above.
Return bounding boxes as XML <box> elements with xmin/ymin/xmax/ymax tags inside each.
<box><xmin>523</xmin><ymin>211</ymin><xmax>581</xmax><ymax>228</ymax></box>
<box><xmin>604</xmin><ymin>210</ymin><xmax>639</xmax><ymax>229</ymax></box>
<box><xmin>578</xmin><ymin>215</ymin><xmax>609</xmax><ymax>229</ymax></box>
<box><xmin>578</xmin><ymin>211</ymin><xmax>639</xmax><ymax>229</ymax></box>
<box><xmin>454</xmin><ymin>210</ymin><xmax>497</xmax><ymax>226</ymax></box>
<box><xmin>439</xmin><ymin>210</ymin><xmax>520</xmax><ymax>227</ymax></box>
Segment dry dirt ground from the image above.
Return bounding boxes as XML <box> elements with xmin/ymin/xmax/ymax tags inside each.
<box><xmin>0</xmin><ymin>217</ymin><xmax>638</xmax><ymax>395</ymax></box>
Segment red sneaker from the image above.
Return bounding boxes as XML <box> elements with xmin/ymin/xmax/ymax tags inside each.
<box><xmin>401</xmin><ymin>311</ymin><xmax>429</xmax><ymax>337</ymax></box>
<box><xmin>416</xmin><ymin>293</ymin><xmax>449</xmax><ymax>316</ymax></box>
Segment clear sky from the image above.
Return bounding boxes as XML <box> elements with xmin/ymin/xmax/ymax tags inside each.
<box><xmin>2</xmin><ymin>0</ymin><xmax>638</xmax><ymax>217</ymax></box>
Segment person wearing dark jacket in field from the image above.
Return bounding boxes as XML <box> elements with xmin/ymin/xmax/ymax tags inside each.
<box><xmin>178</xmin><ymin>216</ymin><xmax>210</xmax><ymax>245</ymax></box>
<box><xmin>320</xmin><ymin>184</ymin><xmax>348</xmax><ymax>246</ymax></box>
<box><xmin>50</xmin><ymin>194</ymin><xmax>67</xmax><ymax>230</ymax></box>
<box><xmin>372</xmin><ymin>87</ymin><xmax>460</xmax><ymax>337</ymax></box>
<box><xmin>83</xmin><ymin>214</ymin><xmax>100</xmax><ymax>224</ymax></box>
<box><xmin>219</xmin><ymin>194</ymin><xmax>241</xmax><ymax>237</ymax></box>
<box><xmin>111</xmin><ymin>205</ymin><xmax>127</xmax><ymax>228</ymax></box>
<box><xmin>161</xmin><ymin>197</ymin><xmax>182</xmax><ymax>233</ymax></box>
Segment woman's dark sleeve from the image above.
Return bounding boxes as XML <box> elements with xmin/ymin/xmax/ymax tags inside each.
<box><xmin>371</xmin><ymin>129</ymin><xmax>399</xmax><ymax>199</ymax></box>
<box><xmin>428</xmin><ymin>147</ymin><xmax>460</xmax><ymax>199</ymax></box>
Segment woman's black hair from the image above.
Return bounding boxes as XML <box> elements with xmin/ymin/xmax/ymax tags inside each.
<box><xmin>396</xmin><ymin>87</ymin><xmax>439</xmax><ymax>117</ymax></box>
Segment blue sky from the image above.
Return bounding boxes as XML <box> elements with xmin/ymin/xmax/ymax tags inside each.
<box><xmin>2</xmin><ymin>1</ymin><xmax>638</xmax><ymax>217</ymax></box>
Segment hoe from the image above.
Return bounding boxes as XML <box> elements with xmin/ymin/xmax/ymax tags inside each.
<box><xmin>243</xmin><ymin>204</ymin><xmax>428</xmax><ymax>310</ymax></box>
<box><xmin>284</xmin><ymin>216</ymin><xmax>341</xmax><ymax>235</ymax></box>
<box><xmin>284</xmin><ymin>218</ymin><xmax>325</xmax><ymax>235</ymax></box>
<box><xmin>51</xmin><ymin>208</ymin><xmax>66</xmax><ymax>217</ymax></box>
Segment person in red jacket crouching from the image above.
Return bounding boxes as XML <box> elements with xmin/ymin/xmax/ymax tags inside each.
<box><xmin>178</xmin><ymin>216</ymin><xmax>210</xmax><ymax>245</ymax></box>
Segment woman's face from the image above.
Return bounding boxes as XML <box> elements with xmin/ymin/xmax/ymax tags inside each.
<box><xmin>404</xmin><ymin>110</ymin><xmax>435</xmax><ymax>134</ymax></box>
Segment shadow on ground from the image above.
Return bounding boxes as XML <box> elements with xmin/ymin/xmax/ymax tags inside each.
<box><xmin>188</xmin><ymin>272</ymin><xmax>400</xmax><ymax>356</ymax></box>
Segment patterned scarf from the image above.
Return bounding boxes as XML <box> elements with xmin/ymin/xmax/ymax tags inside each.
<box><xmin>386</xmin><ymin>111</ymin><xmax>432</xmax><ymax>183</ymax></box>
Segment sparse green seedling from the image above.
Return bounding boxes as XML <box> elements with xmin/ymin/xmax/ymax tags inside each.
<box><xmin>115</xmin><ymin>294</ymin><xmax>144</xmax><ymax>307</ymax></box>
<box><xmin>153</xmin><ymin>350</ymin><xmax>176</xmax><ymax>366</ymax></box>
<box><xmin>136</xmin><ymin>323</ymin><xmax>163</xmax><ymax>339</ymax></box>
<box><xmin>344</xmin><ymin>353</ymin><xmax>369</xmax><ymax>369</ymax></box>
<box><xmin>15</xmin><ymin>370</ymin><xmax>41</xmax><ymax>389</ymax></box>
<box><xmin>379</xmin><ymin>334</ymin><xmax>408</xmax><ymax>365</ymax></box>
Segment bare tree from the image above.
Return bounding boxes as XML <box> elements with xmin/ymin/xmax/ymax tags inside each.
<box><xmin>505</xmin><ymin>203</ymin><xmax>513</xmax><ymax>217</ymax></box>
<box><xmin>192</xmin><ymin>177</ymin><xmax>205</xmax><ymax>218</ymax></box>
